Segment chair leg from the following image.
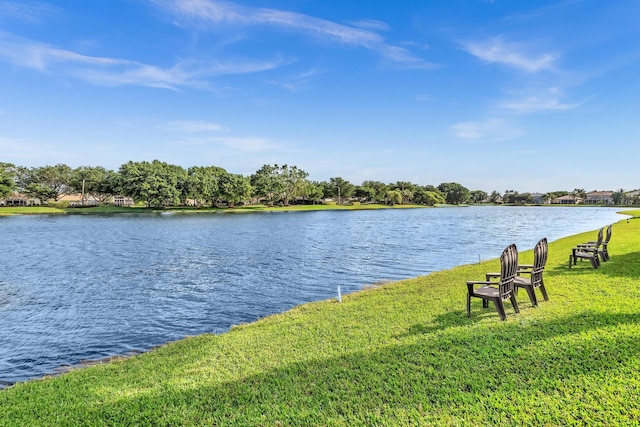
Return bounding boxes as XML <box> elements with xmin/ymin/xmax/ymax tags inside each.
<box><xmin>482</xmin><ymin>299</ymin><xmax>489</xmax><ymax>309</ymax></box>
<box><xmin>466</xmin><ymin>293</ymin><xmax>471</xmax><ymax>318</ymax></box>
<box><xmin>493</xmin><ymin>299</ymin><xmax>507</xmax><ymax>321</ymax></box>
<box><xmin>523</xmin><ymin>285</ymin><xmax>538</xmax><ymax>307</ymax></box>
<box><xmin>539</xmin><ymin>283</ymin><xmax>549</xmax><ymax>301</ymax></box>
<box><xmin>590</xmin><ymin>256</ymin><xmax>599</xmax><ymax>268</ymax></box>
<box><xmin>598</xmin><ymin>250</ymin><xmax>607</xmax><ymax>262</ymax></box>
<box><xmin>510</xmin><ymin>295</ymin><xmax>520</xmax><ymax>314</ymax></box>
<box><xmin>568</xmin><ymin>255</ymin><xmax>573</xmax><ymax>268</ymax></box>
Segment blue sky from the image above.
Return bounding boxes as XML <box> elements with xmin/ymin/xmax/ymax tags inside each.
<box><xmin>0</xmin><ymin>0</ymin><xmax>638</xmax><ymax>193</ymax></box>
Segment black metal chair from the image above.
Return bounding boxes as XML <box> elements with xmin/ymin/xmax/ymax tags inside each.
<box><xmin>569</xmin><ymin>228</ymin><xmax>602</xmax><ymax>269</ymax></box>
<box><xmin>467</xmin><ymin>244</ymin><xmax>520</xmax><ymax>321</ymax></box>
<box><xmin>514</xmin><ymin>238</ymin><xmax>549</xmax><ymax>306</ymax></box>
<box><xmin>600</xmin><ymin>224</ymin><xmax>612</xmax><ymax>261</ymax></box>
<box><xmin>579</xmin><ymin>224</ymin><xmax>612</xmax><ymax>262</ymax></box>
<box><xmin>487</xmin><ymin>238</ymin><xmax>549</xmax><ymax>307</ymax></box>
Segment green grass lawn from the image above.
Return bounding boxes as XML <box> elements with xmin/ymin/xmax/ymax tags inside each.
<box><xmin>0</xmin><ymin>206</ymin><xmax>66</xmax><ymax>216</ymax></box>
<box><xmin>1</xmin><ymin>212</ymin><xmax>639</xmax><ymax>425</ymax></box>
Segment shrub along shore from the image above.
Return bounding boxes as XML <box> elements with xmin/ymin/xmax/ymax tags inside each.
<box><xmin>1</xmin><ymin>211</ymin><xmax>639</xmax><ymax>425</ymax></box>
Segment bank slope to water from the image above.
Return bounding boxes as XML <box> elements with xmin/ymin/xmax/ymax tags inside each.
<box><xmin>1</xmin><ymin>215</ymin><xmax>640</xmax><ymax>426</ymax></box>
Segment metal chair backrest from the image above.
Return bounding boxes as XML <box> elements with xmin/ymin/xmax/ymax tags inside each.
<box><xmin>531</xmin><ymin>238</ymin><xmax>548</xmax><ymax>287</ymax></box>
<box><xmin>603</xmin><ymin>224</ymin><xmax>612</xmax><ymax>244</ymax></box>
<box><xmin>596</xmin><ymin>227</ymin><xmax>604</xmax><ymax>247</ymax></box>
<box><xmin>499</xmin><ymin>244</ymin><xmax>518</xmax><ymax>300</ymax></box>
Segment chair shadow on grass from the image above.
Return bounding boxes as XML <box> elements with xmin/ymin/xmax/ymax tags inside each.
<box><xmin>402</xmin><ymin>302</ymin><xmax>536</xmax><ymax>337</ymax></box>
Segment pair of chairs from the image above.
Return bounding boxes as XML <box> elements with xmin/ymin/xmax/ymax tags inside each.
<box><xmin>569</xmin><ymin>225</ymin><xmax>612</xmax><ymax>268</ymax></box>
<box><xmin>466</xmin><ymin>238</ymin><xmax>549</xmax><ymax>321</ymax></box>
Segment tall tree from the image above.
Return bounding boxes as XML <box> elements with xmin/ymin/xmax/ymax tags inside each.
<box><xmin>360</xmin><ymin>180</ymin><xmax>388</xmax><ymax>203</ymax></box>
<box><xmin>0</xmin><ymin>163</ymin><xmax>17</xmax><ymax>198</ymax></box>
<box><xmin>250</xmin><ymin>164</ymin><xmax>285</xmax><ymax>206</ymax></box>
<box><xmin>469</xmin><ymin>190</ymin><xmax>488</xmax><ymax>204</ymax></box>
<box><xmin>281</xmin><ymin>165</ymin><xmax>309</xmax><ymax>206</ymax></box>
<box><xmin>612</xmin><ymin>189</ymin><xmax>626</xmax><ymax>205</ymax></box>
<box><xmin>389</xmin><ymin>181</ymin><xmax>416</xmax><ymax>204</ymax></box>
<box><xmin>70</xmin><ymin>166</ymin><xmax>118</xmax><ymax>204</ymax></box>
<box><xmin>118</xmin><ymin>160</ymin><xmax>186</xmax><ymax>207</ymax></box>
<box><xmin>385</xmin><ymin>190</ymin><xmax>403</xmax><ymax>205</ymax></box>
<box><xmin>489</xmin><ymin>190</ymin><xmax>502</xmax><ymax>203</ymax></box>
<box><xmin>413</xmin><ymin>187</ymin><xmax>445</xmax><ymax>206</ymax></box>
<box><xmin>186</xmin><ymin>166</ymin><xmax>226</xmax><ymax>207</ymax></box>
<box><xmin>328</xmin><ymin>177</ymin><xmax>355</xmax><ymax>204</ymax></box>
<box><xmin>437</xmin><ymin>182</ymin><xmax>470</xmax><ymax>205</ymax></box>
<box><xmin>573</xmin><ymin>188</ymin><xmax>587</xmax><ymax>199</ymax></box>
<box><xmin>29</xmin><ymin>164</ymin><xmax>73</xmax><ymax>201</ymax></box>
<box><xmin>354</xmin><ymin>185</ymin><xmax>376</xmax><ymax>203</ymax></box>
<box><xmin>220</xmin><ymin>173</ymin><xmax>251</xmax><ymax>207</ymax></box>
<box><xmin>249</xmin><ymin>164</ymin><xmax>310</xmax><ymax>206</ymax></box>
<box><xmin>300</xmin><ymin>181</ymin><xmax>323</xmax><ymax>204</ymax></box>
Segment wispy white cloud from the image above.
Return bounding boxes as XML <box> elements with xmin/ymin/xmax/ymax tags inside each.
<box><xmin>347</xmin><ymin>19</ymin><xmax>390</xmax><ymax>32</ymax></box>
<box><xmin>0</xmin><ymin>1</ymin><xmax>61</xmax><ymax>24</ymax></box>
<box><xmin>379</xmin><ymin>45</ymin><xmax>436</xmax><ymax>69</ymax></box>
<box><xmin>0</xmin><ymin>31</ymin><xmax>288</xmax><ymax>89</ymax></box>
<box><xmin>500</xmin><ymin>96</ymin><xmax>580</xmax><ymax>113</ymax></box>
<box><xmin>162</xmin><ymin>117</ymin><xmax>281</xmax><ymax>152</ymax></box>
<box><xmin>499</xmin><ymin>87</ymin><xmax>583</xmax><ymax>113</ymax></box>
<box><xmin>451</xmin><ymin>118</ymin><xmax>522</xmax><ymax>141</ymax></box>
<box><xmin>266</xmin><ymin>68</ymin><xmax>321</xmax><ymax>92</ymax></box>
<box><xmin>164</xmin><ymin>120</ymin><xmax>225</xmax><ymax>132</ymax></box>
<box><xmin>151</xmin><ymin>0</ymin><xmax>435</xmax><ymax>69</ymax></box>
<box><xmin>462</xmin><ymin>36</ymin><xmax>558</xmax><ymax>73</ymax></box>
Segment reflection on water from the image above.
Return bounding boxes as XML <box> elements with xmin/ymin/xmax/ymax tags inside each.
<box><xmin>0</xmin><ymin>206</ymin><xmax>625</xmax><ymax>386</ymax></box>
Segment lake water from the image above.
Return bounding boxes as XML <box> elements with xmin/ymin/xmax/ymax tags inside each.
<box><xmin>0</xmin><ymin>206</ymin><xmax>626</xmax><ymax>387</ymax></box>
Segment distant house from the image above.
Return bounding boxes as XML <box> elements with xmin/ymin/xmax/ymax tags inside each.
<box><xmin>584</xmin><ymin>191</ymin><xmax>613</xmax><ymax>205</ymax></box>
<box><xmin>551</xmin><ymin>195</ymin><xmax>581</xmax><ymax>205</ymax></box>
<box><xmin>112</xmin><ymin>195</ymin><xmax>134</xmax><ymax>207</ymax></box>
<box><xmin>625</xmin><ymin>190</ymin><xmax>640</xmax><ymax>205</ymax></box>
<box><xmin>530</xmin><ymin>193</ymin><xmax>548</xmax><ymax>204</ymax></box>
<box><xmin>0</xmin><ymin>192</ymin><xmax>41</xmax><ymax>206</ymax></box>
<box><xmin>59</xmin><ymin>193</ymin><xmax>99</xmax><ymax>207</ymax></box>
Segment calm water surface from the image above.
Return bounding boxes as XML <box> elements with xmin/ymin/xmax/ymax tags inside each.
<box><xmin>0</xmin><ymin>206</ymin><xmax>625</xmax><ymax>386</ymax></box>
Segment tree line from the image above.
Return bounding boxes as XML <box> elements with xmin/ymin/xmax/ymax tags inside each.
<box><xmin>0</xmin><ymin>161</ymin><xmax>468</xmax><ymax>208</ymax></box>
<box><xmin>3</xmin><ymin>161</ymin><xmax>631</xmax><ymax>208</ymax></box>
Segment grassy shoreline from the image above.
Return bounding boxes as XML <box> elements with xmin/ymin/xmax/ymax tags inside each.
<box><xmin>0</xmin><ymin>203</ymin><xmax>427</xmax><ymax>216</ymax></box>
<box><xmin>1</xmin><ymin>203</ymin><xmax>633</xmax><ymax>217</ymax></box>
<box><xmin>1</xmin><ymin>211</ymin><xmax>639</xmax><ymax>425</ymax></box>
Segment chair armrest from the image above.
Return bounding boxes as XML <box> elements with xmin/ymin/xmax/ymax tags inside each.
<box><xmin>574</xmin><ymin>246</ymin><xmax>597</xmax><ymax>253</ymax></box>
<box><xmin>467</xmin><ymin>280</ymin><xmax>494</xmax><ymax>292</ymax></box>
<box><xmin>485</xmin><ymin>272</ymin><xmax>500</xmax><ymax>281</ymax></box>
<box><xmin>576</xmin><ymin>243</ymin><xmax>596</xmax><ymax>248</ymax></box>
<box><xmin>517</xmin><ymin>264</ymin><xmax>533</xmax><ymax>275</ymax></box>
